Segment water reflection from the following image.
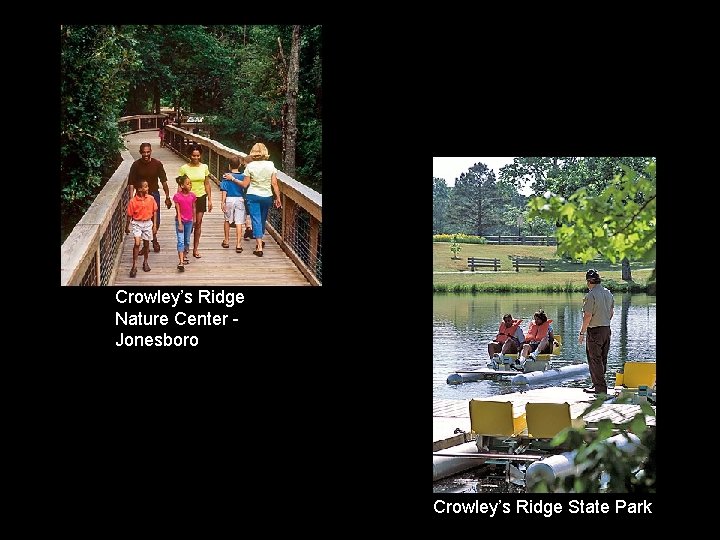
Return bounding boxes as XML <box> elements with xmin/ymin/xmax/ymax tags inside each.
<box><xmin>433</xmin><ymin>293</ymin><xmax>656</xmax><ymax>401</ymax></box>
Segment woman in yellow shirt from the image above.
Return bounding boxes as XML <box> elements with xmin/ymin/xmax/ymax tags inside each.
<box><xmin>178</xmin><ymin>145</ymin><xmax>212</xmax><ymax>258</ymax></box>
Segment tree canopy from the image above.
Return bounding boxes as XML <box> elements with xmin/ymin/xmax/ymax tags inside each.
<box><xmin>61</xmin><ymin>24</ymin><xmax>323</xmax><ymax>242</ymax></box>
<box><xmin>433</xmin><ymin>157</ymin><xmax>656</xmax><ymax>251</ymax></box>
<box><xmin>527</xmin><ymin>160</ymin><xmax>656</xmax><ymax>264</ymax></box>
<box><xmin>61</xmin><ymin>26</ymin><xmax>137</xmax><ymax>215</ymax></box>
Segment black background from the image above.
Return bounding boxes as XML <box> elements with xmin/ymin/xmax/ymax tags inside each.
<box><xmin>35</xmin><ymin>21</ymin><xmax>682</xmax><ymax>525</ymax></box>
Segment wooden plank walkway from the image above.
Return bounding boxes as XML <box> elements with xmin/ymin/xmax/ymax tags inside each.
<box><xmin>113</xmin><ymin>132</ymin><xmax>310</xmax><ymax>286</ymax></box>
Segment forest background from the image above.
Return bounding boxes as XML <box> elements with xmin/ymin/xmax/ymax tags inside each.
<box><xmin>433</xmin><ymin>157</ymin><xmax>656</xmax><ymax>283</ymax></box>
<box><xmin>433</xmin><ymin>157</ymin><xmax>653</xmax><ymax>240</ymax></box>
<box><xmin>61</xmin><ymin>25</ymin><xmax>321</xmax><ymax>243</ymax></box>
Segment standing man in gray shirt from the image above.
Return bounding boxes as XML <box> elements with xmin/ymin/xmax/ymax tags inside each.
<box><xmin>578</xmin><ymin>269</ymin><xmax>615</xmax><ymax>394</ymax></box>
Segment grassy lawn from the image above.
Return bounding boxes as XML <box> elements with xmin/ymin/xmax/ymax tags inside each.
<box><xmin>433</xmin><ymin>242</ymin><xmax>654</xmax><ymax>293</ymax></box>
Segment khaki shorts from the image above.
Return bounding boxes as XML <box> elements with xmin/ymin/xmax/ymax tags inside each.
<box><xmin>223</xmin><ymin>197</ymin><xmax>246</xmax><ymax>225</ymax></box>
<box><xmin>131</xmin><ymin>219</ymin><xmax>153</xmax><ymax>241</ymax></box>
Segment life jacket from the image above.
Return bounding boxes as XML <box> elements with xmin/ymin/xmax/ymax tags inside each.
<box><xmin>525</xmin><ymin>319</ymin><xmax>553</xmax><ymax>343</ymax></box>
<box><xmin>496</xmin><ymin>319</ymin><xmax>523</xmax><ymax>343</ymax></box>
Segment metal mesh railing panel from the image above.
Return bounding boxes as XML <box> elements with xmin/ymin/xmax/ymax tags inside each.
<box><xmin>267</xmin><ymin>205</ymin><xmax>322</xmax><ymax>284</ymax></box>
<box><xmin>99</xmin><ymin>200</ymin><xmax>127</xmax><ymax>285</ymax></box>
<box><xmin>80</xmin><ymin>255</ymin><xmax>97</xmax><ymax>286</ymax></box>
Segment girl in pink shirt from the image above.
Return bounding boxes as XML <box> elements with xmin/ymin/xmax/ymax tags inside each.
<box><xmin>173</xmin><ymin>175</ymin><xmax>197</xmax><ymax>271</ymax></box>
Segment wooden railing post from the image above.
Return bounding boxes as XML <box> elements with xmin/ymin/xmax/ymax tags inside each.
<box><xmin>95</xmin><ymin>248</ymin><xmax>101</xmax><ymax>286</ymax></box>
<box><xmin>282</xmin><ymin>195</ymin><xmax>296</xmax><ymax>241</ymax></box>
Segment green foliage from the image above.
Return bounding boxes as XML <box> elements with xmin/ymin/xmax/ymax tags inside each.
<box><xmin>598</xmin><ymin>278</ymin><xmax>645</xmax><ymax>293</ymax></box>
<box><xmin>296</xmin><ymin>117</ymin><xmax>322</xmax><ymax>192</ymax></box>
<box><xmin>295</xmin><ymin>25</ymin><xmax>322</xmax><ymax>191</ymax></box>
<box><xmin>498</xmin><ymin>157</ymin><xmax>560</xmax><ymax>195</ymax></box>
<box><xmin>119</xmin><ymin>24</ymin><xmax>321</xmax><ymax>189</ymax></box>
<box><xmin>434</xmin><ymin>157</ymin><xmax>656</xmax><ymax>240</ymax></box>
<box><xmin>61</xmin><ymin>25</ymin><xmax>137</xmax><ymax>216</ymax></box>
<box><xmin>432</xmin><ymin>282</ymin><xmax>641</xmax><ymax>294</ymax></box>
<box><xmin>436</xmin><ymin>162</ymin><xmax>535</xmax><ymax>237</ymax></box>
<box><xmin>61</xmin><ymin>24</ymin><xmax>322</xmax><ymax>237</ymax></box>
<box><xmin>433</xmin><ymin>178</ymin><xmax>450</xmax><ymax>234</ymax></box>
<box><xmin>499</xmin><ymin>156</ymin><xmax>654</xmax><ymax>199</ymax></box>
<box><xmin>433</xmin><ymin>233</ymin><xmax>487</xmax><ymax>244</ymax></box>
<box><xmin>528</xmin><ymin>161</ymin><xmax>656</xmax><ymax>264</ymax></box>
<box><xmin>445</xmin><ymin>163</ymin><xmax>508</xmax><ymax>236</ymax></box>
<box><xmin>449</xmin><ymin>235</ymin><xmax>462</xmax><ymax>259</ymax></box>
<box><xmin>531</xmin><ymin>397</ymin><xmax>655</xmax><ymax>493</ymax></box>
<box><xmin>224</xmin><ymin>25</ymin><xmax>285</xmax><ymax>142</ymax></box>
<box><xmin>202</xmin><ymin>25</ymin><xmax>322</xmax><ymax>189</ymax></box>
<box><xmin>433</xmin><ymin>242</ymin><xmax>653</xmax><ymax>291</ymax></box>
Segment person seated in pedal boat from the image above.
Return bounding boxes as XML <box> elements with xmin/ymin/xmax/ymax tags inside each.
<box><xmin>488</xmin><ymin>314</ymin><xmax>524</xmax><ymax>368</ymax></box>
<box><xmin>514</xmin><ymin>309</ymin><xmax>554</xmax><ymax>370</ymax></box>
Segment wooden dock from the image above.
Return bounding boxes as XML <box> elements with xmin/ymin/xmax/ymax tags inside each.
<box><xmin>433</xmin><ymin>387</ymin><xmax>655</xmax><ymax>450</ymax></box>
<box><xmin>433</xmin><ymin>399</ymin><xmax>472</xmax><ymax>451</ymax></box>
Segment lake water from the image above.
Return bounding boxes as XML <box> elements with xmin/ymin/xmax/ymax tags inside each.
<box><xmin>433</xmin><ymin>292</ymin><xmax>656</xmax><ymax>401</ymax></box>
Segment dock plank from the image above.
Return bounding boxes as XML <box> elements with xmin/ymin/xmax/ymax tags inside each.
<box><xmin>584</xmin><ymin>403</ymin><xmax>656</xmax><ymax>427</ymax></box>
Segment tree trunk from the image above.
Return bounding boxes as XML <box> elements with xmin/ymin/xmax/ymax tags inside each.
<box><xmin>153</xmin><ymin>81</ymin><xmax>160</xmax><ymax>114</ymax></box>
<box><xmin>621</xmin><ymin>257</ymin><xmax>632</xmax><ymax>281</ymax></box>
<box><xmin>647</xmin><ymin>265</ymin><xmax>656</xmax><ymax>295</ymax></box>
<box><xmin>476</xmin><ymin>190</ymin><xmax>482</xmax><ymax>237</ymax></box>
<box><xmin>282</xmin><ymin>25</ymin><xmax>300</xmax><ymax>178</ymax></box>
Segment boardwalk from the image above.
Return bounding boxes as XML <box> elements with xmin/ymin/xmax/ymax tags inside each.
<box><xmin>114</xmin><ymin>132</ymin><xmax>310</xmax><ymax>286</ymax></box>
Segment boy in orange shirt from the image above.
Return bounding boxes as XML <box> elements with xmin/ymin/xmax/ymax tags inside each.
<box><xmin>125</xmin><ymin>180</ymin><xmax>158</xmax><ymax>277</ymax></box>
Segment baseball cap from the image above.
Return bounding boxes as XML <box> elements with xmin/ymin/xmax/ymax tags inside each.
<box><xmin>585</xmin><ymin>269</ymin><xmax>602</xmax><ymax>283</ymax></box>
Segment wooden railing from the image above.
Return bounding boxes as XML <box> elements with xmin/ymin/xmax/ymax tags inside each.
<box><xmin>117</xmin><ymin>114</ymin><xmax>167</xmax><ymax>134</ymax></box>
<box><xmin>163</xmin><ymin>126</ymin><xmax>322</xmax><ymax>285</ymax></box>
<box><xmin>61</xmin><ymin>117</ymin><xmax>322</xmax><ymax>285</ymax></box>
<box><xmin>60</xmin><ymin>149</ymin><xmax>134</xmax><ymax>286</ymax></box>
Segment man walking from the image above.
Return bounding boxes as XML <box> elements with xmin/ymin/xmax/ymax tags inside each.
<box><xmin>127</xmin><ymin>142</ymin><xmax>172</xmax><ymax>253</ymax></box>
<box><xmin>578</xmin><ymin>269</ymin><xmax>615</xmax><ymax>394</ymax></box>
